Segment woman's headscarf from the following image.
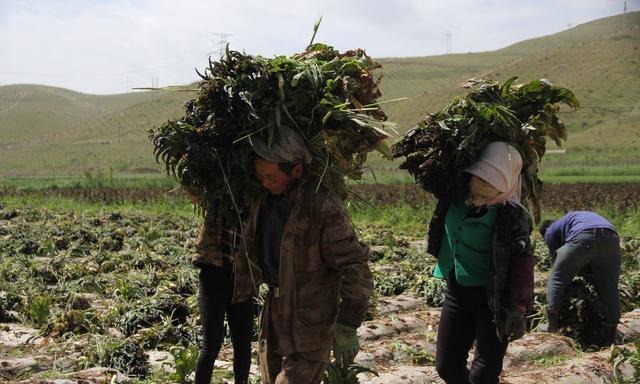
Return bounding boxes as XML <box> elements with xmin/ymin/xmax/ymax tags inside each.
<box><xmin>464</xmin><ymin>141</ymin><xmax>523</xmax><ymax>205</ymax></box>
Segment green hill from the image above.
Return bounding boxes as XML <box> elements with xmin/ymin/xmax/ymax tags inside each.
<box><xmin>0</xmin><ymin>84</ymin><xmax>190</xmax><ymax>178</ymax></box>
<box><xmin>0</xmin><ymin>12</ymin><xmax>638</xmax><ymax>182</ymax></box>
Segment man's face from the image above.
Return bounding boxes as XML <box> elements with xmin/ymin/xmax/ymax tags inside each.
<box><xmin>467</xmin><ymin>175</ymin><xmax>501</xmax><ymax>207</ymax></box>
<box><xmin>255</xmin><ymin>158</ymin><xmax>302</xmax><ymax>195</ymax></box>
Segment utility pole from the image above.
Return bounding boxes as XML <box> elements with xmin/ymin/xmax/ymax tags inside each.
<box><xmin>445</xmin><ymin>31</ymin><xmax>452</xmax><ymax>54</ymax></box>
<box><xmin>209</xmin><ymin>32</ymin><xmax>233</xmax><ymax>59</ymax></box>
<box><xmin>623</xmin><ymin>1</ymin><xmax>628</xmax><ymax>34</ymax></box>
<box><xmin>151</xmin><ymin>77</ymin><xmax>158</xmax><ymax>101</ymax></box>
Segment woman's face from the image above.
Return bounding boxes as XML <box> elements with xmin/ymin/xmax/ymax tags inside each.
<box><xmin>467</xmin><ymin>175</ymin><xmax>501</xmax><ymax>207</ymax></box>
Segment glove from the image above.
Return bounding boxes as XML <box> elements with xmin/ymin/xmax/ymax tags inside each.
<box><xmin>332</xmin><ymin>324</ymin><xmax>359</xmax><ymax>367</ymax></box>
<box><xmin>505</xmin><ymin>309</ymin><xmax>527</xmax><ymax>341</ymax></box>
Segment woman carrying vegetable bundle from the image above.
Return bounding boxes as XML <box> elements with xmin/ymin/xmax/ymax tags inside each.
<box><xmin>427</xmin><ymin>142</ymin><xmax>535</xmax><ymax>384</ymax></box>
<box><xmin>186</xmin><ymin>199</ymin><xmax>253</xmax><ymax>384</ymax></box>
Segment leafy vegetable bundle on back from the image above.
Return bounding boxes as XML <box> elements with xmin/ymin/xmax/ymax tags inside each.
<box><xmin>391</xmin><ymin>77</ymin><xmax>579</xmax><ymax>220</ymax></box>
<box><xmin>149</xmin><ymin>43</ymin><xmax>391</xmax><ymax>226</ymax></box>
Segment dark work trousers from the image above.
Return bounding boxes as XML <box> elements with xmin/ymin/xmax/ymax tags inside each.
<box><xmin>435</xmin><ymin>273</ymin><xmax>508</xmax><ymax>384</ymax></box>
<box><xmin>547</xmin><ymin>228</ymin><xmax>621</xmax><ymax>327</ymax></box>
<box><xmin>195</xmin><ymin>266</ymin><xmax>254</xmax><ymax>384</ymax></box>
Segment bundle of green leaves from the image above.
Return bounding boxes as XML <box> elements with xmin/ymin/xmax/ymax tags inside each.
<box><xmin>149</xmin><ymin>43</ymin><xmax>391</xmax><ymax>227</ymax></box>
<box><xmin>391</xmin><ymin>77</ymin><xmax>579</xmax><ymax>220</ymax></box>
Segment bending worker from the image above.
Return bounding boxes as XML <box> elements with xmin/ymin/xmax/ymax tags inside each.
<box><xmin>539</xmin><ymin>211</ymin><xmax>621</xmax><ymax>345</ymax></box>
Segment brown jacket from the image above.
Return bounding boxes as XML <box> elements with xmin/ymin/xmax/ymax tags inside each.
<box><xmin>192</xmin><ymin>213</ymin><xmax>241</xmax><ymax>268</ymax></box>
<box><xmin>233</xmin><ymin>178</ymin><xmax>373</xmax><ymax>355</ymax></box>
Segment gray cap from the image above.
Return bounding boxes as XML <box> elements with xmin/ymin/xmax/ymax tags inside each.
<box><xmin>248</xmin><ymin>125</ymin><xmax>312</xmax><ymax>164</ymax></box>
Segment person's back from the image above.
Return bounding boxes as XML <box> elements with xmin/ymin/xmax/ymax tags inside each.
<box><xmin>543</xmin><ymin>211</ymin><xmax>616</xmax><ymax>255</ymax></box>
<box><xmin>540</xmin><ymin>211</ymin><xmax>621</xmax><ymax>346</ymax></box>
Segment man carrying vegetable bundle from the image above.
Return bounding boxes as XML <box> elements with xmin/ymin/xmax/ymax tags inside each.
<box><xmin>150</xmin><ymin>41</ymin><xmax>391</xmax><ymax>383</ymax></box>
<box><xmin>230</xmin><ymin>126</ymin><xmax>373</xmax><ymax>384</ymax></box>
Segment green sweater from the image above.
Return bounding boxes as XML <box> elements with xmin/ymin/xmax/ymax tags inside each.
<box><xmin>433</xmin><ymin>199</ymin><xmax>497</xmax><ymax>286</ymax></box>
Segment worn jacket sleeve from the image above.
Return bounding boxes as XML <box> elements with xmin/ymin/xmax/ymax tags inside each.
<box><xmin>320</xmin><ymin>194</ymin><xmax>373</xmax><ymax>328</ymax></box>
<box><xmin>507</xmin><ymin>205</ymin><xmax>535</xmax><ymax>312</ymax></box>
<box><xmin>426</xmin><ymin>199</ymin><xmax>448</xmax><ymax>258</ymax></box>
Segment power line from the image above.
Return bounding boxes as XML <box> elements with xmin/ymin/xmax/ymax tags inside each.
<box><xmin>208</xmin><ymin>32</ymin><xmax>233</xmax><ymax>59</ymax></box>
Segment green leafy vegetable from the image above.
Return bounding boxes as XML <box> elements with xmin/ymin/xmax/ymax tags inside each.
<box><xmin>391</xmin><ymin>77</ymin><xmax>579</xmax><ymax>221</ymax></box>
<box><xmin>149</xmin><ymin>43</ymin><xmax>392</xmax><ymax>227</ymax></box>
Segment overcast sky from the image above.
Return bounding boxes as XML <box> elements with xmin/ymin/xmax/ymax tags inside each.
<box><xmin>0</xmin><ymin>0</ymin><xmax>637</xmax><ymax>95</ymax></box>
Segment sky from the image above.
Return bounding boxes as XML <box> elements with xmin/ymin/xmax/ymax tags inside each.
<box><xmin>0</xmin><ymin>0</ymin><xmax>637</xmax><ymax>95</ymax></box>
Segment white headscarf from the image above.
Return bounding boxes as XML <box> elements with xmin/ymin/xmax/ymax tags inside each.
<box><xmin>464</xmin><ymin>141</ymin><xmax>523</xmax><ymax>205</ymax></box>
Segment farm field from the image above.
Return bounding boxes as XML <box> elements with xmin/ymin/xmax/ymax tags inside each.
<box><xmin>0</xmin><ymin>9</ymin><xmax>639</xmax><ymax>384</ymax></box>
<box><xmin>1</xmin><ymin>183</ymin><xmax>640</xmax><ymax>383</ymax></box>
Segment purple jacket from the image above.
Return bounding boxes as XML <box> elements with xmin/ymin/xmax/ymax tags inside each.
<box><xmin>544</xmin><ymin>211</ymin><xmax>616</xmax><ymax>256</ymax></box>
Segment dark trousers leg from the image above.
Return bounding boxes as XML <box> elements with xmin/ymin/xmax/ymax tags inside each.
<box><xmin>590</xmin><ymin>231</ymin><xmax>622</xmax><ymax>345</ymax></box>
<box><xmin>195</xmin><ymin>267</ymin><xmax>254</xmax><ymax>384</ymax></box>
<box><xmin>469</xmin><ymin>312</ymin><xmax>509</xmax><ymax>384</ymax></box>
<box><xmin>436</xmin><ymin>275</ymin><xmax>508</xmax><ymax>384</ymax></box>
<box><xmin>228</xmin><ymin>298</ymin><xmax>254</xmax><ymax>384</ymax></box>
<box><xmin>590</xmin><ymin>231</ymin><xmax>621</xmax><ymax>326</ymax></box>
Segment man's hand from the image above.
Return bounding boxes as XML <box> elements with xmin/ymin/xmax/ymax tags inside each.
<box><xmin>333</xmin><ymin>324</ymin><xmax>359</xmax><ymax>367</ymax></box>
<box><xmin>505</xmin><ymin>309</ymin><xmax>527</xmax><ymax>341</ymax></box>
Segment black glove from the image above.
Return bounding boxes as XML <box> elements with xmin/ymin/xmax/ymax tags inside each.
<box><xmin>505</xmin><ymin>309</ymin><xmax>527</xmax><ymax>341</ymax></box>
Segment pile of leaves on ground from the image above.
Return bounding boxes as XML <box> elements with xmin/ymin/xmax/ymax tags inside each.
<box><xmin>149</xmin><ymin>40</ymin><xmax>393</xmax><ymax>227</ymax></box>
<box><xmin>391</xmin><ymin>77</ymin><xmax>579</xmax><ymax>220</ymax></box>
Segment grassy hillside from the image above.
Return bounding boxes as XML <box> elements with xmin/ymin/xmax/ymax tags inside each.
<box><xmin>370</xmin><ymin>11</ymin><xmax>640</xmax><ymax>180</ymax></box>
<box><xmin>0</xmin><ymin>12</ymin><xmax>638</xmax><ymax>181</ymax></box>
<box><xmin>0</xmin><ymin>85</ymin><xmax>191</xmax><ymax>177</ymax></box>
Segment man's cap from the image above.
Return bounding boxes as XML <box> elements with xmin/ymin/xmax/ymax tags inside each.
<box><xmin>248</xmin><ymin>125</ymin><xmax>312</xmax><ymax>165</ymax></box>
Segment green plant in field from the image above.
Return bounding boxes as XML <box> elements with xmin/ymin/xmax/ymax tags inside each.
<box><xmin>116</xmin><ymin>293</ymin><xmax>193</xmax><ymax>347</ymax></box>
<box><xmin>510</xmin><ymin>349</ymin><xmax>573</xmax><ymax>367</ymax></box>
<box><xmin>618</xmin><ymin>238</ymin><xmax>640</xmax><ymax>312</ymax></box>
<box><xmin>402</xmin><ymin>345</ymin><xmax>436</xmax><ymax>365</ymax></box>
<box><xmin>533</xmin><ymin>354</ymin><xmax>571</xmax><ymax>367</ymax></box>
<box><xmin>45</xmin><ymin>309</ymin><xmax>103</xmax><ymax>338</ymax></box>
<box><xmin>75</xmin><ymin>334</ymin><xmax>113</xmax><ymax>371</ymax></box>
<box><xmin>113</xmin><ymin>277</ymin><xmax>145</xmax><ymax>301</ymax></box>
<box><xmin>533</xmin><ymin>238</ymin><xmax>553</xmax><ymax>271</ymax></box>
<box><xmin>558</xmin><ymin>277</ymin><xmax>609</xmax><ymax>350</ymax></box>
<box><xmin>25</xmin><ymin>294</ymin><xmax>52</xmax><ymax>328</ymax></box>
<box><xmin>211</xmin><ymin>368</ymin><xmax>234</xmax><ymax>383</ymax></box>
<box><xmin>82</xmin><ymin>169</ymin><xmax>111</xmax><ymax>188</ymax></box>
<box><xmin>107</xmin><ymin>338</ymin><xmax>150</xmax><ymax>378</ymax></box>
<box><xmin>372</xmin><ymin>267</ymin><xmax>411</xmax><ymax>296</ymax></box>
<box><xmin>610</xmin><ymin>340</ymin><xmax>640</xmax><ymax>383</ymax></box>
<box><xmin>323</xmin><ymin>363</ymin><xmax>378</xmax><ymax>384</ymax></box>
<box><xmin>414</xmin><ymin>270</ymin><xmax>446</xmax><ymax>307</ymax></box>
<box><xmin>164</xmin><ymin>345</ymin><xmax>199</xmax><ymax>384</ymax></box>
